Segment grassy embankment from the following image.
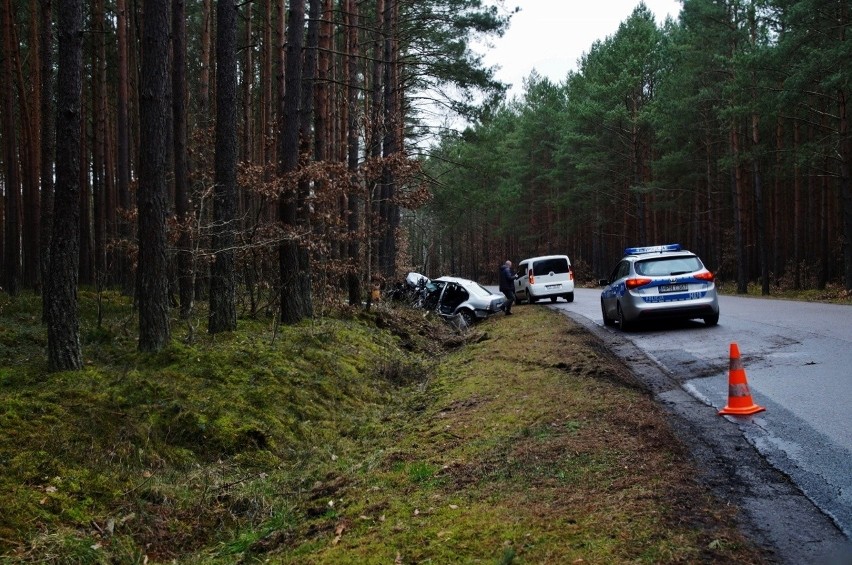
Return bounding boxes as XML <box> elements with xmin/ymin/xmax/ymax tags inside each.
<box><xmin>715</xmin><ymin>281</ymin><xmax>852</xmax><ymax>303</ymax></box>
<box><xmin>0</xmin><ymin>291</ymin><xmax>765</xmax><ymax>563</ymax></box>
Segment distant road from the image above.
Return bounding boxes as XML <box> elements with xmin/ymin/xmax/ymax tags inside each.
<box><xmin>482</xmin><ymin>285</ymin><xmax>852</xmax><ymax>561</ymax></box>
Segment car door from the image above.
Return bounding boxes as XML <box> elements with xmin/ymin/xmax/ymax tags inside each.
<box><xmin>514</xmin><ymin>261</ymin><xmax>529</xmax><ymax>297</ymax></box>
<box><xmin>601</xmin><ymin>261</ymin><xmax>629</xmax><ymax>317</ymax></box>
<box><xmin>438</xmin><ymin>282</ymin><xmax>469</xmax><ymax>315</ymax></box>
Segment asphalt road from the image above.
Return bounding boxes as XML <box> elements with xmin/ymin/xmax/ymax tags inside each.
<box><xmin>528</xmin><ymin>288</ymin><xmax>852</xmax><ymax>564</ymax></box>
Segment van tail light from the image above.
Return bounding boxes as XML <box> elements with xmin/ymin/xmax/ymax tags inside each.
<box><xmin>569</xmin><ymin>266</ymin><xmax>574</xmax><ymax>281</ymax></box>
<box><xmin>528</xmin><ymin>269</ymin><xmax>535</xmax><ymax>285</ymax></box>
<box><xmin>625</xmin><ymin>277</ymin><xmax>652</xmax><ymax>289</ymax></box>
<box><xmin>694</xmin><ymin>271</ymin><xmax>715</xmax><ymax>282</ymax></box>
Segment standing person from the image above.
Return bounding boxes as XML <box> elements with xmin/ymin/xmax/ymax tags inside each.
<box><xmin>499</xmin><ymin>260</ymin><xmax>516</xmax><ymax>315</ymax></box>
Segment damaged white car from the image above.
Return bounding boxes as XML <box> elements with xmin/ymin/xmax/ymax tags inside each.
<box><xmin>405</xmin><ymin>273</ymin><xmax>506</xmax><ymax>325</ymax></box>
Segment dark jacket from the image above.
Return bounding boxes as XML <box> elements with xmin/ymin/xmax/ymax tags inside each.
<box><xmin>499</xmin><ymin>264</ymin><xmax>515</xmax><ymax>293</ymax></box>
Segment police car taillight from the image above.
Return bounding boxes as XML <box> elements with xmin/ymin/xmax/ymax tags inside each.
<box><xmin>694</xmin><ymin>271</ymin><xmax>715</xmax><ymax>282</ymax></box>
<box><xmin>625</xmin><ymin>277</ymin><xmax>652</xmax><ymax>289</ymax></box>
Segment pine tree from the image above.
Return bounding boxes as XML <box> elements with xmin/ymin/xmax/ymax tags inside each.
<box><xmin>137</xmin><ymin>0</ymin><xmax>172</xmax><ymax>351</ymax></box>
<box><xmin>45</xmin><ymin>0</ymin><xmax>84</xmax><ymax>371</ymax></box>
<box><xmin>209</xmin><ymin>0</ymin><xmax>238</xmax><ymax>334</ymax></box>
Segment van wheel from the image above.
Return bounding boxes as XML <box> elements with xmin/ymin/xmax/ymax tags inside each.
<box><xmin>566</xmin><ymin>292</ymin><xmax>574</xmax><ymax>303</ymax></box>
<box><xmin>528</xmin><ymin>292</ymin><xmax>537</xmax><ymax>304</ymax></box>
<box><xmin>550</xmin><ymin>296</ymin><xmax>557</xmax><ymax>303</ymax></box>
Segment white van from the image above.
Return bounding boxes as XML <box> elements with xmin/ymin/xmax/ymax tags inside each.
<box><xmin>514</xmin><ymin>255</ymin><xmax>575</xmax><ymax>303</ymax></box>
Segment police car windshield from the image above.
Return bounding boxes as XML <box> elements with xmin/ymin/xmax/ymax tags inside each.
<box><xmin>635</xmin><ymin>256</ymin><xmax>702</xmax><ymax>276</ymax></box>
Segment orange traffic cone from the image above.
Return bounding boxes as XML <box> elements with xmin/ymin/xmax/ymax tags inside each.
<box><xmin>718</xmin><ymin>342</ymin><xmax>765</xmax><ymax>416</ymax></box>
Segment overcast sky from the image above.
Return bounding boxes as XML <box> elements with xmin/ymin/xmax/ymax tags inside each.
<box><xmin>477</xmin><ymin>0</ymin><xmax>682</xmax><ymax>97</ymax></box>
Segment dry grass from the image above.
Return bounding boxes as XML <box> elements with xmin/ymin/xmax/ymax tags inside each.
<box><xmin>265</xmin><ymin>306</ymin><xmax>767</xmax><ymax>564</ymax></box>
<box><xmin>0</xmin><ymin>292</ymin><xmax>769</xmax><ymax>564</ymax></box>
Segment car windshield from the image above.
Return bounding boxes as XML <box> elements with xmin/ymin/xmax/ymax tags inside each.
<box><xmin>635</xmin><ymin>256</ymin><xmax>703</xmax><ymax>276</ymax></box>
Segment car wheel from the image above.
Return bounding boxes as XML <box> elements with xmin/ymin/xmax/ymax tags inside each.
<box><xmin>617</xmin><ymin>303</ymin><xmax>632</xmax><ymax>331</ymax></box>
<box><xmin>601</xmin><ymin>300</ymin><xmax>615</xmax><ymax>327</ymax></box>
<box><xmin>566</xmin><ymin>292</ymin><xmax>574</xmax><ymax>303</ymax></box>
<box><xmin>550</xmin><ymin>296</ymin><xmax>557</xmax><ymax>303</ymax></box>
<box><xmin>704</xmin><ymin>313</ymin><xmax>719</xmax><ymax>327</ymax></box>
<box><xmin>528</xmin><ymin>291</ymin><xmax>537</xmax><ymax>304</ymax></box>
<box><xmin>459</xmin><ymin>309</ymin><xmax>475</xmax><ymax>327</ymax></box>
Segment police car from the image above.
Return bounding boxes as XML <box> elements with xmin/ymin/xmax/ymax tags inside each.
<box><xmin>599</xmin><ymin>244</ymin><xmax>719</xmax><ymax>331</ymax></box>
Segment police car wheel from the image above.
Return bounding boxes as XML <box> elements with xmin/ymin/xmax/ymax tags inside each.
<box><xmin>617</xmin><ymin>304</ymin><xmax>632</xmax><ymax>331</ymax></box>
<box><xmin>601</xmin><ymin>301</ymin><xmax>615</xmax><ymax>327</ymax></box>
<box><xmin>704</xmin><ymin>313</ymin><xmax>719</xmax><ymax>327</ymax></box>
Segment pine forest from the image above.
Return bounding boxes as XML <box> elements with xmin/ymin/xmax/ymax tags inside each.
<box><xmin>1</xmin><ymin>0</ymin><xmax>850</xmax><ymax>366</ymax></box>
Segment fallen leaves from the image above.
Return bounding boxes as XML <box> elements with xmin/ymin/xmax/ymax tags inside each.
<box><xmin>332</xmin><ymin>522</ymin><xmax>346</xmax><ymax>545</ymax></box>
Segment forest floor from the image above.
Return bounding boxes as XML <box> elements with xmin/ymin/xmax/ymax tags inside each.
<box><xmin>0</xmin><ymin>292</ymin><xmax>768</xmax><ymax>563</ymax></box>
<box><xmin>715</xmin><ymin>280</ymin><xmax>852</xmax><ymax>303</ymax></box>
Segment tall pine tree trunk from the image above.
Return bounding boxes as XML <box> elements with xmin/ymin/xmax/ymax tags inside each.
<box><xmin>278</xmin><ymin>0</ymin><xmax>307</xmax><ymax>324</ymax></box>
<box><xmin>173</xmin><ymin>0</ymin><xmax>193</xmax><ymax>318</ymax></box>
<box><xmin>752</xmin><ymin>113</ymin><xmax>769</xmax><ymax>295</ymax></box>
<box><xmin>292</xmin><ymin>0</ymin><xmax>320</xmax><ymax>319</ymax></box>
<box><xmin>731</xmin><ymin>124</ymin><xmax>748</xmax><ymax>294</ymax></box>
<box><xmin>275</xmin><ymin>0</ymin><xmax>285</xmax><ymax>133</ymax></box>
<box><xmin>46</xmin><ymin>0</ymin><xmax>84</xmax><ymax>371</ymax></box>
<box><xmin>115</xmin><ymin>0</ymin><xmax>132</xmax><ymax>293</ymax></box>
<box><xmin>6</xmin><ymin>1</ymin><xmax>40</xmax><ymax>291</ymax></box>
<box><xmin>346</xmin><ymin>0</ymin><xmax>362</xmax><ymax>306</ymax></box>
<box><xmin>24</xmin><ymin>0</ymin><xmax>42</xmax><ymax>290</ymax></box>
<box><xmin>137</xmin><ymin>0</ymin><xmax>172</xmax><ymax>351</ymax></box>
<box><xmin>840</xmin><ymin>89</ymin><xmax>852</xmax><ymax>291</ymax></box>
<box><xmin>39</xmin><ymin>0</ymin><xmax>55</xmax><ymax>315</ymax></box>
<box><xmin>78</xmin><ymin>100</ymin><xmax>92</xmax><ymax>286</ymax></box>
<box><xmin>209</xmin><ymin>0</ymin><xmax>238</xmax><ymax>333</ymax></box>
<box><xmin>840</xmin><ymin>1</ymin><xmax>852</xmax><ymax>290</ymax></box>
<box><xmin>93</xmin><ymin>0</ymin><xmax>107</xmax><ymax>283</ymax></box>
<box><xmin>793</xmin><ymin>122</ymin><xmax>802</xmax><ymax>289</ymax></box>
<box><xmin>749</xmin><ymin>8</ymin><xmax>768</xmax><ymax>295</ymax></box>
<box><xmin>367</xmin><ymin>0</ymin><xmax>384</xmax><ymax>285</ymax></box>
<box><xmin>315</xmin><ymin>0</ymin><xmax>330</xmax><ymax>164</ymax></box>
<box><xmin>261</xmin><ymin>0</ymin><xmax>273</xmax><ymax>167</ymax></box>
<box><xmin>379</xmin><ymin>0</ymin><xmax>399</xmax><ymax>279</ymax></box>
<box><xmin>199</xmin><ymin>0</ymin><xmax>212</xmax><ymax>121</ymax></box>
<box><xmin>241</xmin><ymin>3</ymin><xmax>253</xmax><ymax>163</ymax></box>
<box><xmin>1</xmin><ymin>0</ymin><xmax>21</xmax><ymax>296</ymax></box>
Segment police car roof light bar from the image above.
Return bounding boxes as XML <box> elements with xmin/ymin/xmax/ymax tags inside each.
<box><xmin>624</xmin><ymin>243</ymin><xmax>681</xmax><ymax>255</ymax></box>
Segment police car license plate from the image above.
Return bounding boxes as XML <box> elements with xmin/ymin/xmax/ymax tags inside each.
<box><xmin>659</xmin><ymin>283</ymin><xmax>688</xmax><ymax>293</ymax></box>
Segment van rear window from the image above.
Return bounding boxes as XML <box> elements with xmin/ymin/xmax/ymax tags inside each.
<box><xmin>533</xmin><ymin>258</ymin><xmax>569</xmax><ymax>276</ymax></box>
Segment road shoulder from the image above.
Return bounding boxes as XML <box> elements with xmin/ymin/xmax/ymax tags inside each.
<box><xmin>562</xmin><ymin>308</ymin><xmax>851</xmax><ymax>565</ymax></box>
